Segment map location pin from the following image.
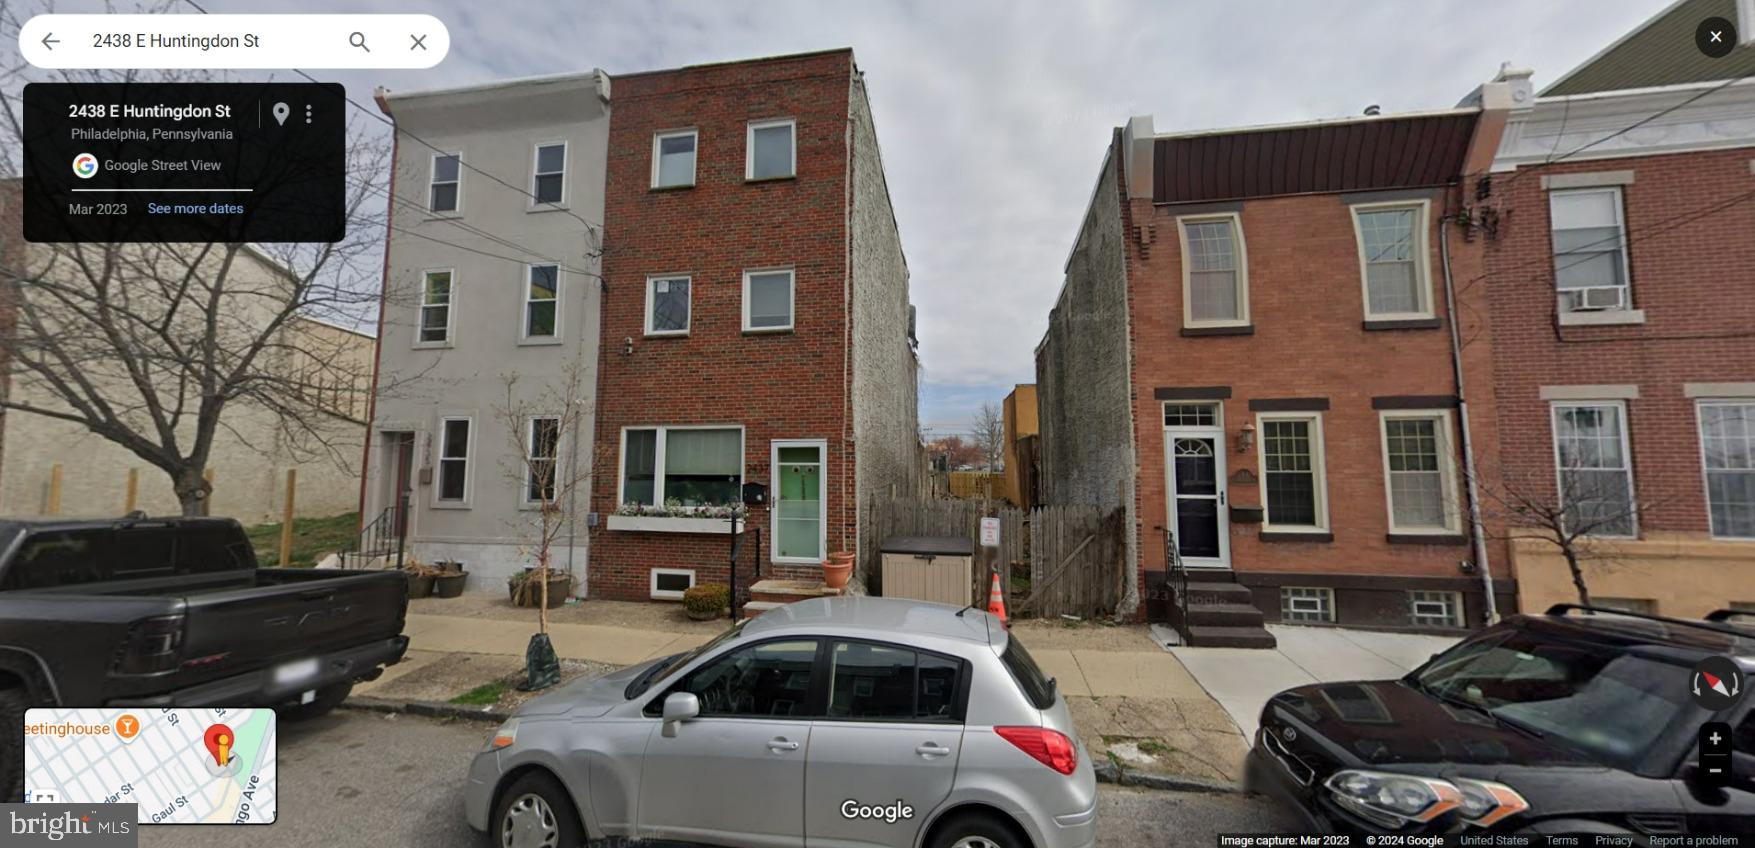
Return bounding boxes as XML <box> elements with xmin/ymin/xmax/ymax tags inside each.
<box><xmin>272</xmin><ymin>102</ymin><xmax>290</xmax><ymax>126</ymax></box>
<box><xmin>203</xmin><ymin>723</ymin><xmax>234</xmax><ymax>767</ymax></box>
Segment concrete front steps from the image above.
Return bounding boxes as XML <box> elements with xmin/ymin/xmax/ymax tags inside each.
<box><xmin>742</xmin><ymin>579</ymin><xmax>845</xmax><ymax>616</ymax></box>
<box><xmin>1171</xmin><ymin>574</ymin><xmax>1277</xmax><ymax>649</ymax></box>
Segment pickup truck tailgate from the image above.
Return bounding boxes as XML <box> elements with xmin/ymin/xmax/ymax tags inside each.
<box><xmin>172</xmin><ymin>569</ymin><xmax>407</xmax><ymax>688</ymax></box>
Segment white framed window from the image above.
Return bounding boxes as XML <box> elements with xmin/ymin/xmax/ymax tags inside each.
<box><xmin>650</xmin><ymin>568</ymin><xmax>697</xmax><ymax>600</ymax></box>
<box><xmin>531</xmin><ymin>141</ymin><xmax>567</xmax><ymax>206</ymax></box>
<box><xmin>618</xmin><ymin>425</ymin><xmax>745</xmax><ymax>509</ymax></box>
<box><xmin>644</xmin><ymin>275</ymin><xmax>691</xmax><ymax>336</ymax></box>
<box><xmin>1351</xmin><ymin>200</ymin><xmax>1432</xmax><ymax>319</ymax></box>
<box><xmin>1409</xmin><ymin>590</ymin><xmax>1463</xmax><ymax>628</ymax></box>
<box><xmin>1257</xmin><ymin>413</ymin><xmax>1328</xmax><ymax>531</ymax></box>
<box><xmin>743</xmin><ymin>268</ymin><xmax>794</xmax><ymax>332</ymax></box>
<box><xmin>1549</xmin><ymin>187</ymin><xmax>1630</xmax><ymax>313</ymax></box>
<box><xmin>524</xmin><ymin>416</ymin><xmax>561</xmax><ymax>505</ymax></box>
<box><xmin>1176</xmin><ymin>213</ymin><xmax>1249</xmax><ymax>328</ymax></box>
<box><xmin>1551</xmin><ymin>401</ymin><xmax>1637</xmax><ymax>537</ymax></box>
<box><xmin>652</xmin><ymin>129</ymin><xmax>698</xmax><ymax>188</ymax></box>
<box><xmin>746</xmin><ymin>118</ymin><xmax>796</xmax><ymax>180</ymax></box>
<box><xmin>436</xmin><ymin>417</ymin><xmax>473</xmax><ymax>505</ymax></box>
<box><xmin>1379</xmin><ymin>410</ymin><xmax>1459</xmax><ymax>533</ymax></box>
<box><xmin>1281</xmin><ymin>587</ymin><xmax>1334</xmax><ymax>622</ymax></box>
<box><xmin>429</xmin><ymin>152</ymin><xmax>461</xmax><ymax>213</ymax></box>
<box><xmin>417</xmin><ymin>269</ymin><xmax>454</xmax><ymax>345</ymax></box>
<box><xmin>1163</xmin><ymin>403</ymin><xmax>1219</xmax><ymax>427</ymax></box>
<box><xmin>524</xmin><ymin>264</ymin><xmax>559</xmax><ymax>340</ymax></box>
<box><xmin>1698</xmin><ymin>400</ymin><xmax>1755</xmax><ymax>539</ymax></box>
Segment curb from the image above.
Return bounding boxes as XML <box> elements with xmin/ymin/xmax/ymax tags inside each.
<box><xmin>1093</xmin><ymin>760</ymin><xmax>1241</xmax><ymax>794</ymax></box>
<box><xmin>342</xmin><ymin>694</ymin><xmax>511</xmax><ymax>723</ymax></box>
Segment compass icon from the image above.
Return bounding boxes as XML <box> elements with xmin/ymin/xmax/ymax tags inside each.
<box><xmin>1690</xmin><ymin>655</ymin><xmax>1745</xmax><ymax>711</ymax></box>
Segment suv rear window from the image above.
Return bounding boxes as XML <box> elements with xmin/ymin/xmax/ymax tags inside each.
<box><xmin>1000</xmin><ymin>636</ymin><xmax>1057</xmax><ymax>709</ymax></box>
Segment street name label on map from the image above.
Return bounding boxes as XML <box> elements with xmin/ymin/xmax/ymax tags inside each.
<box><xmin>22</xmin><ymin>708</ymin><xmax>277</xmax><ymax>825</ymax></box>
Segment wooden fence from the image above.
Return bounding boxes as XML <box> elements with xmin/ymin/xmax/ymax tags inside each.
<box><xmin>860</xmin><ymin>497</ymin><xmax>1123</xmax><ymax>619</ymax></box>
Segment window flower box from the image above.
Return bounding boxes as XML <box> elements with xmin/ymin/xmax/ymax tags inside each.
<box><xmin>607</xmin><ymin>514</ymin><xmax>744</xmax><ymax>534</ymax></box>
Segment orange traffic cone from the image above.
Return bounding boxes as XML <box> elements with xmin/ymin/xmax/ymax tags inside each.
<box><xmin>987</xmin><ymin>571</ymin><xmax>1008</xmax><ymax>624</ymax></box>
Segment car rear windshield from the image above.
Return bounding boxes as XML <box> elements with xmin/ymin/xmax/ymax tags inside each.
<box><xmin>2</xmin><ymin>524</ymin><xmax>253</xmax><ymax>590</ymax></box>
<box><xmin>1001</xmin><ymin>635</ymin><xmax>1057</xmax><ymax>709</ymax></box>
<box><xmin>1413</xmin><ymin>629</ymin><xmax>1700</xmax><ymax>772</ymax></box>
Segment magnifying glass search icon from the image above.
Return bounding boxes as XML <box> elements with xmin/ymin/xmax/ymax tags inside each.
<box><xmin>349</xmin><ymin>31</ymin><xmax>369</xmax><ymax>52</ymax></box>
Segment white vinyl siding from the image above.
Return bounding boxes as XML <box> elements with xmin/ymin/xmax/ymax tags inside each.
<box><xmin>1380</xmin><ymin>411</ymin><xmax>1459</xmax><ymax>533</ymax></box>
<box><xmin>1552</xmin><ymin>402</ymin><xmax>1637</xmax><ymax>537</ymax></box>
<box><xmin>743</xmin><ymin>269</ymin><xmax>794</xmax><ymax>332</ymax></box>
<box><xmin>1178</xmin><ymin>214</ymin><xmax>1248</xmax><ymax>327</ymax></box>
<box><xmin>652</xmin><ymin>130</ymin><xmax>698</xmax><ymax>188</ymax></box>
<box><xmin>1549</xmin><ymin>188</ymin><xmax>1630</xmax><ymax>313</ymax></box>
<box><xmin>1352</xmin><ymin>201</ymin><xmax>1431</xmax><ymax>318</ymax></box>
<box><xmin>746</xmin><ymin>119</ymin><xmax>796</xmax><ymax>180</ymax></box>
<box><xmin>524</xmin><ymin>264</ymin><xmax>559</xmax><ymax>340</ymax></box>
<box><xmin>618</xmin><ymin>426</ymin><xmax>745</xmax><ymax>509</ymax></box>
<box><xmin>1281</xmin><ymin>587</ymin><xmax>1334</xmax><ymax>622</ymax></box>
<box><xmin>1699</xmin><ymin>400</ymin><xmax>1755</xmax><ymax>539</ymax></box>
<box><xmin>645</xmin><ymin>275</ymin><xmax>691</xmax><ymax>336</ymax></box>
<box><xmin>418</xmin><ymin>269</ymin><xmax>454</xmax><ymax>345</ymax></box>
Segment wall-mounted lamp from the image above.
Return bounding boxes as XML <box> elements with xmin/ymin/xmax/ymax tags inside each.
<box><xmin>622</xmin><ymin>336</ymin><xmax>633</xmax><ymax>356</ymax></box>
<box><xmin>1236</xmin><ymin>422</ymin><xmax>1255</xmax><ymax>454</ymax></box>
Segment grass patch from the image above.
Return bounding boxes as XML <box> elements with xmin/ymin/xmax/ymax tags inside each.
<box><xmin>449</xmin><ymin>682</ymin><xmax>507</xmax><ymax>706</ymax></box>
<box><xmin>246</xmin><ymin>512</ymin><xmax>359</xmax><ymax>568</ymax></box>
<box><xmin>1102</xmin><ymin>735</ymin><xmax>1174</xmax><ymax>757</ymax></box>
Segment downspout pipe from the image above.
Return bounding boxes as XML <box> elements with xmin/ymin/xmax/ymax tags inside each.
<box><xmin>1439</xmin><ymin>220</ymin><xmax>1498</xmax><ymax>624</ymax></box>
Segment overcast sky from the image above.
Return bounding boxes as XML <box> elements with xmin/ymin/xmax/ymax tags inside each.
<box><xmin>25</xmin><ymin>0</ymin><xmax>1669</xmax><ymax>432</ymax></box>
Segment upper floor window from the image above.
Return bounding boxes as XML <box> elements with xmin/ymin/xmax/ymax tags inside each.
<box><xmin>524</xmin><ymin>265</ymin><xmax>558</xmax><ymax>340</ymax></box>
<box><xmin>645</xmin><ymin>275</ymin><xmax>691</xmax><ymax>336</ymax></box>
<box><xmin>1550</xmin><ymin>188</ymin><xmax>1629</xmax><ymax>313</ymax></box>
<box><xmin>532</xmin><ymin>142</ymin><xmax>567</xmax><ymax>206</ymax></box>
<box><xmin>429</xmin><ymin>153</ymin><xmax>460</xmax><ymax>213</ymax></box>
<box><xmin>1352</xmin><ymin>202</ymin><xmax>1431</xmax><ymax>319</ymax></box>
<box><xmin>743</xmin><ymin>269</ymin><xmax>794</xmax><ymax>332</ymax></box>
<box><xmin>747</xmin><ymin>119</ymin><xmax>796</xmax><ymax>180</ymax></box>
<box><xmin>1177</xmin><ymin>214</ymin><xmax>1248</xmax><ymax>328</ymax></box>
<box><xmin>653</xmin><ymin>130</ymin><xmax>698</xmax><ymax>188</ymax></box>
<box><xmin>1552</xmin><ymin>401</ymin><xmax>1636</xmax><ymax>537</ymax></box>
<box><xmin>418</xmin><ymin>269</ymin><xmax>453</xmax><ymax>345</ymax></box>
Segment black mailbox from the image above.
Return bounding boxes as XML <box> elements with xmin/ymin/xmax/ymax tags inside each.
<box><xmin>742</xmin><ymin>481</ymin><xmax>769</xmax><ymax>506</ymax></box>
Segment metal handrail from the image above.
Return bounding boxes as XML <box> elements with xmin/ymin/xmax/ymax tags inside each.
<box><xmin>1158</xmin><ymin>526</ymin><xmax>1189</xmax><ymax>629</ymax></box>
<box><xmin>344</xmin><ymin>493</ymin><xmax>408</xmax><ymax>570</ymax></box>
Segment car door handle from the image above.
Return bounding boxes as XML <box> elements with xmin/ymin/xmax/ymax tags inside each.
<box><xmin>767</xmin><ymin>737</ymin><xmax>800</xmax><ymax>752</ymax></box>
<box><xmin>915</xmin><ymin>743</ymin><xmax>952</xmax><ymax>758</ymax></box>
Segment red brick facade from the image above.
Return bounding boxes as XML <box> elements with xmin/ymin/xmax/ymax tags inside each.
<box><xmin>588</xmin><ymin>51</ymin><xmax>857</xmax><ymax>601</ymax></box>
<box><xmin>1485</xmin><ymin>148</ymin><xmax>1755</xmax><ymax>536</ymax></box>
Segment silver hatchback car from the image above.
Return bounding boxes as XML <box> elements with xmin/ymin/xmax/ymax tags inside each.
<box><xmin>463</xmin><ymin>596</ymin><xmax>1097</xmax><ymax>848</ymax></box>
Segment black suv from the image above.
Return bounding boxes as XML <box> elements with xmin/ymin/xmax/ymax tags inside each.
<box><xmin>1245</xmin><ymin>605</ymin><xmax>1755</xmax><ymax>836</ymax></box>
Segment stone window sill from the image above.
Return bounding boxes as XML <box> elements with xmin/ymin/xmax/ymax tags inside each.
<box><xmin>1559</xmin><ymin>309</ymin><xmax>1645</xmax><ymax>326</ymax></box>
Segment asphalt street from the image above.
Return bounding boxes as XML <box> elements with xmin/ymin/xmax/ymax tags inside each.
<box><xmin>141</xmin><ymin>708</ymin><xmax>1298</xmax><ymax>848</ymax></box>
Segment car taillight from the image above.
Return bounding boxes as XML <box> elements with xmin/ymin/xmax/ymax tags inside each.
<box><xmin>995</xmin><ymin>726</ymin><xmax>1078</xmax><ymax>775</ymax></box>
<box><xmin>113</xmin><ymin>614</ymin><xmax>186</xmax><ymax>675</ymax></box>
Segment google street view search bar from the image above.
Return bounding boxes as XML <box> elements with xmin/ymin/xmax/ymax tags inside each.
<box><xmin>19</xmin><ymin>14</ymin><xmax>449</xmax><ymax>69</ymax></box>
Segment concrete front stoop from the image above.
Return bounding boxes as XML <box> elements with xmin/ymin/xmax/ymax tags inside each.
<box><xmin>1171</xmin><ymin>573</ymin><xmax>1278</xmax><ymax>649</ymax></box>
<box><xmin>742</xmin><ymin>578</ymin><xmax>845</xmax><ymax>616</ymax></box>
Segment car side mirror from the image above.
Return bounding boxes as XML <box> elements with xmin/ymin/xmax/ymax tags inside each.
<box><xmin>661</xmin><ymin>692</ymin><xmax>699</xmax><ymax>737</ymax></box>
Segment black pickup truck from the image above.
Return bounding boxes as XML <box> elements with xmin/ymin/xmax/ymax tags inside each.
<box><xmin>0</xmin><ymin>515</ymin><xmax>410</xmax><ymax>799</ymax></box>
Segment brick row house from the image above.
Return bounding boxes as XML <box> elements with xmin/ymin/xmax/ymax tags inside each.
<box><xmin>1481</xmin><ymin>0</ymin><xmax>1755</xmax><ymax>618</ymax></box>
<box><xmin>1037</xmin><ymin>86</ymin><xmax>1520</xmax><ymax>644</ymax></box>
<box><xmin>1037</xmin><ymin>0</ymin><xmax>1755</xmax><ymax>640</ymax></box>
<box><xmin>365</xmin><ymin>50</ymin><xmax>918</xmax><ymax>600</ymax></box>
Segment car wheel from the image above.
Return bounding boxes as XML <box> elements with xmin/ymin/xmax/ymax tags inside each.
<box><xmin>0</xmin><ymin>686</ymin><xmax>28</xmax><ymax>802</ymax></box>
<box><xmin>493</xmin><ymin>771</ymin><xmax>583</xmax><ymax>848</ymax></box>
<box><xmin>929</xmin><ymin>811</ymin><xmax>1026</xmax><ymax>848</ymax></box>
<box><xmin>274</xmin><ymin>682</ymin><xmax>351</xmax><ymax>722</ymax></box>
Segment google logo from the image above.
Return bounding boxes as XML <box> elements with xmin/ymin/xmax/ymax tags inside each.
<box><xmin>72</xmin><ymin>153</ymin><xmax>99</xmax><ymax>179</ymax></box>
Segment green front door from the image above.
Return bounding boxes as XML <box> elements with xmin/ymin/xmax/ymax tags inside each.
<box><xmin>774</xmin><ymin>443</ymin><xmax>824</xmax><ymax>562</ymax></box>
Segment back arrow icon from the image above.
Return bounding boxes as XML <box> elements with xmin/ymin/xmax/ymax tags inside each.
<box><xmin>41</xmin><ymin>33</ymin><xmax>59</xmax><ymax>50</ymax></box>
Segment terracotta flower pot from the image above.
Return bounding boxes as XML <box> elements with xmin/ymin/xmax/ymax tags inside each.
<box><xmin>822</xmin><ymin>556</ymin><xmax>853</xmax><ymax>590</ymax></box>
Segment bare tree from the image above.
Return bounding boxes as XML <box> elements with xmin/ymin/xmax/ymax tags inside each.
<box><xmin>971</xmin><ymin>401</ymin><xmax>1005</xmax><ymax>472</ymax></box>
<box><xmin>0</xmin><ymin>6</ymin><xmax>395</xmax><ymax>516</ymax></box>
<box><xmin>490</xmin><ymin>359</ymin><xmax>593</xmax><ymax>689</ymax></box>
<box><xmin>1477</xmin><ymin>463</ymin><xmax>1663</xmax><ymax>609</ymax></box>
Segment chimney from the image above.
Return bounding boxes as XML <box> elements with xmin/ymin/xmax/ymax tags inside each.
<box><xmin>1121</xmin><ymin>115</ymin><xmax>1154</xmax><ymax>200</ymax></box>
